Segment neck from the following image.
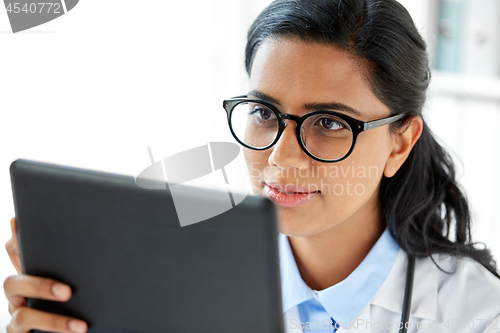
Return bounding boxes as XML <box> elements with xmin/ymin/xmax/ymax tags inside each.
<box><xmin>287</xmin><ymin>202</ymin><xmax>385</xmax><ymax>291</ymax></box>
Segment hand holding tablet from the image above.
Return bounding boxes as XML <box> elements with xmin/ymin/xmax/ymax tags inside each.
<box><xmin>5</xmin><ymin>218</ymin><xmax>89</xmax><ymax>333</ymax></box>
<box><xmin>6</xmin><ymin>159</ymin><xmax>284</xmax><ymax>333</ymax></box>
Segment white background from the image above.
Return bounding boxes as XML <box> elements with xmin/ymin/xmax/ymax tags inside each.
<box><xmin>0</xmin><ymin>0</ymin><xmax>499</xmax><ymax>331</ymax></box>
<box><xmin>0</xmin><ymin>0</ymin><xmax>271</xmax><ymax>328</ymax></box>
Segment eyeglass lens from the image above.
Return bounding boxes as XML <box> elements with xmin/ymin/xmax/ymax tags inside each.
<box><xmin>229</xmin><ymin>101</ymin><xmax>354</xmax><ymax>161</ymax></box>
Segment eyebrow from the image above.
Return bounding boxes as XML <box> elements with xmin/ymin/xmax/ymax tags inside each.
<box><xmin>247</xmin><ymin>89</ymin><xmax>362</xmax><ymax>117</ymax></box>
<box><xmin>248</xmin><ymin>90</ymin><xmax>281</xmax><ymax>106</ymax></box>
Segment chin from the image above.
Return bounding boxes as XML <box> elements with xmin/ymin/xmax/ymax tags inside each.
<box><xmin>277</xmin><ymin>215</ymin><xmax>320</xmax><ymax>237</ymax></box>
<box><xmin>277</xmin><ymin>221</ymin><xmax>302</xmax><ymax>237</ymax></box>
<box><xmin>277</xmin><ymin>207</ymin><xmax>348</xmax><ymax>237</ymax></box>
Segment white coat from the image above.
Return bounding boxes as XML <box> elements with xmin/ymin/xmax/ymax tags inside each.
<box><xmin>284</xmin><ymin>248</ymin><xmax>500</xmax><ymax>332</ymax></box>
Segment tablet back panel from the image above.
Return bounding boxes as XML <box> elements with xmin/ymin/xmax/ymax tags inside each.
<box><xmin>10</xmin><ymin>159</ymin><xmax>284</xmax><ymax>333</ymax></box>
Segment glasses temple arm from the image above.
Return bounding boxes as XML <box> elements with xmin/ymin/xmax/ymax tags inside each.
<box><xmin>363</xmin><ymin>113</ymin><xmax>407</xmax><ymax>131</ymax></box>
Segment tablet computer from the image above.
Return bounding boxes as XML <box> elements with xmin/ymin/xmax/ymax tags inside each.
<box><xmin>10</xmin><ymin>159</ymin><xmax>284</xmax><ymax>333</ymax></box>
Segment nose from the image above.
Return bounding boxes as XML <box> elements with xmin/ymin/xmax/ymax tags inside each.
<box><xmin>267</xmin><ymin>120</ymin><xmax>310</xmax><ymax>170</ymax></box>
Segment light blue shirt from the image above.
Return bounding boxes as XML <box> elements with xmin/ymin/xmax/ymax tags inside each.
<box><xmin>279</xmin><ymin>227</ymin><xmax>400</xmax><ymax>332</ymax></box>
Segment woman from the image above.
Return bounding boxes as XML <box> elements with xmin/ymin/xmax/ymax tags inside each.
<box><xmin>4</xmin><ymin>0</ymin><xmax>500</xmax><ymax>332</ymax></box>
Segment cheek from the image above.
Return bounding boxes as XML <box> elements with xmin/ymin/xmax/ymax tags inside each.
<box><xmin>353</xmin><ymin>128</ymin><xmax>393</xmax><ymax>172</ymax></box>
<box><xmin>318</xmin><ymin>130</ymin><xmax>391</xmax><ymax>214</ymax></box>
<box><xmin>243</xmin><ymin>149</ymin><xmax>270</xmax><ymax>193</ymax></box>
<box><xmin>353</xmin><ymin>132</ymin><xmax>391</xmax><ymax>181</ymax></box>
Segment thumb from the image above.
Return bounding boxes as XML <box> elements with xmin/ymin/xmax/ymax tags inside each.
<box><xmin>5</xmin><ymin>218</ymin><xmax>22</xmax><ymax>274</ymax></box>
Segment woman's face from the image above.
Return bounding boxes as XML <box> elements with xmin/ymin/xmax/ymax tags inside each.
<box><xmin>245</xmin><ymin>38</ymin><xmax>397</xmax><ymax>237</ymax></box>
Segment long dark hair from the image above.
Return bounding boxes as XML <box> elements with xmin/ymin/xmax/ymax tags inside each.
<box><xmin>245</xmin><ymin>0</ymin><xmax>499</xmax><ymax>278</ymax></box>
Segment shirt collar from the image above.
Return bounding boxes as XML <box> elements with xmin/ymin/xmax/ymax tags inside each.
<box><xmin>279</xmin><ymin>227</ymin><xmax>400</xmax><ymax>323</ymax></box>
<box><xmin>279</xmin><ymin>230</ymin><xmax>316</xmax><ymax>313</ymax></box>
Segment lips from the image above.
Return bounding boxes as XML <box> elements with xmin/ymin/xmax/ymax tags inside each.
<box><xmin>264</xmin><ymin>182</ymin><xmax>319</xmax><ymax>207</ymax></box>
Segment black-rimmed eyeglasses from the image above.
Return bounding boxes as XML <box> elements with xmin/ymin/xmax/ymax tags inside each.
<box><xmin>223</xmin><ymin>96</ymin><xmax>407</xmax><ymax>163</ymax></box>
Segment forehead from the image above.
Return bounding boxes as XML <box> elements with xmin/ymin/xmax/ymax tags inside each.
<box><xmin>249</xmin><ymin>38</ymin><xmax>389</xmax><ymax>118</ymax></box>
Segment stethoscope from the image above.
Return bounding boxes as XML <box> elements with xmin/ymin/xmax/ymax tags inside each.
<box><xmin>399</xmin><ymin>255</ymin><xmax>415</xmax><ymax>333</ymax></box>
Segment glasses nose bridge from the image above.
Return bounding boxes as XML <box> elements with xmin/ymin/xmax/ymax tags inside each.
<box><xmin>277</xmin><ymin>113</ymin><xmax>305</xmax><ymax>148</ymax></box>
<box><xmin>279</xmin><ymin>113</ymin><xmax>302</xmax><ymax>128</ymax></box>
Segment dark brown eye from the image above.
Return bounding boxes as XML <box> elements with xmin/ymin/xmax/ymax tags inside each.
<box><xmin>319</xmin><ymin>117</ymin><xmax>343</xmax><ymax>130</ymax></box>
<box><xmin>314</xmin><ymin>116</ymin><xmax>349</xmax><ymax>131</ymax></box>
<box><xmin>251</xmin><ymin>105</ymin><xmax>276</xmax><ymax>121</ymax></box>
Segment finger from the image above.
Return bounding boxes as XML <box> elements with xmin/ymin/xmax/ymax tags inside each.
<box><xmin>5</xmin><ymin>237</ymin><xmax>21</xmax><ymax>273</ymax></box>
<box><xmin>4</xmin><ymin>275</ymin><xmax>72</xmax><ymax>305</ymax></box>
<box><xmin>10</xmin><ymin>307</ymin><xmax>88</xmax><ymax>333</ymax></box>
<box><xmin>8</xmin><ymin>297</ymin><xmax>26</xmax><ymax>315</ymax></box>
<box><xmin>5</xmin><ymin>219</ymin><xmax>22</xmax><ymax>274</ymax></box>
<box><xmin>11</xmin><ymin>217</ymin><xmax>17</xmax><ymax>235</ymax></box>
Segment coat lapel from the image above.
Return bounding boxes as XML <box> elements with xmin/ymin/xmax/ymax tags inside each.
<box><xmin>370</xmin><ymin>249</ymin><xmax>438</xmax><ymax>320</ymax></box>
<box><xmin>335</xmin><ymin>250</ymin><xmax>439</xmax><ymax>332</ymax></box>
